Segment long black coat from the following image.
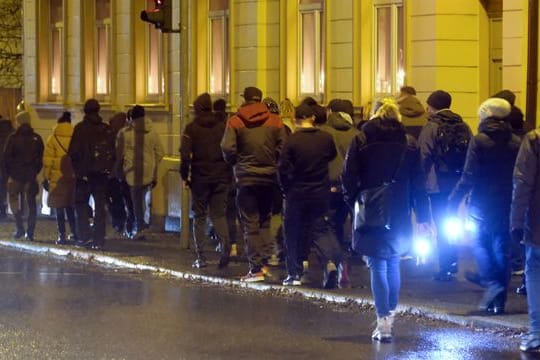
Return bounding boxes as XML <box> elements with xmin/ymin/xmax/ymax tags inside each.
<box><xmin>342</xmin><ymin>118</ymin><xmax>430</xmax><ymax>258</ymax></box>
<box><xmin>449</xmin><ymin>118</ymin><xmax>521</xmax><ymax>230</ymax></box>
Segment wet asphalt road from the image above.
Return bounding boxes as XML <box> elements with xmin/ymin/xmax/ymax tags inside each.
<box><xmin>0</xmin><ymin>248</ymin><xmax>530</xmax><ymax>360</ymax></box>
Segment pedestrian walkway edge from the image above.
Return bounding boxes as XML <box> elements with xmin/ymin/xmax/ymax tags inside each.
<box><xmin>0</xmin><ymin>240</ymin><xmax>526</xmax><ymax>333</ymax></box>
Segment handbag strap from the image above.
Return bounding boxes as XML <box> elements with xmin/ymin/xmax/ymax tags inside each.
<box><xmin>54</xmin><ymin>135</ymin><xmax>68</xmax><ymax>154</ymax></box>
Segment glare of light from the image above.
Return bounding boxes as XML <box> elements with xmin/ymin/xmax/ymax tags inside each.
<box><xmin>414</xmin><ymin>236</ymin><xmax>431</xmax><ymax>258</ymax></box>
<box><xmin>464</xmin><ymin>218</ymin><xmax>477</xmax><ymax>234</ymax></box>
<box><xmin>444</xmin><ymin>217</ymin><xmax>464</xmax><ymax>242</ymax></box>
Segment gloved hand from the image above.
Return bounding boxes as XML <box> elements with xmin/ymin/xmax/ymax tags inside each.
<box><xmin>511</xmin><ymin>228</ymin><xmax>524</xmax><ymax>244</ymax></box>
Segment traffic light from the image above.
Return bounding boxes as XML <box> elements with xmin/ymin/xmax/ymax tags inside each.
<box><xmin>141</xmin><ymin>0</ymin><xmax>172</xmax><ymax>32</ymax></box>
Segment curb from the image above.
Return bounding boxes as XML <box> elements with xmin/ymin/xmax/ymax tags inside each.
<box><xmin>0</xmin><ymin>240</ymin><xmax>527</xmax><ymax>333</ymax></box>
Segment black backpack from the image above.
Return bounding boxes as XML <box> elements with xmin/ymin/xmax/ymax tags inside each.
<box><xmin>87</xmin><ymin>123</ymin><xmax>115</xmax><ymax>174</ymax></box>
<box><xmin>433</xmin><ymin>119</ymin><xmax>471</xmax><ymax>175</ymax></box>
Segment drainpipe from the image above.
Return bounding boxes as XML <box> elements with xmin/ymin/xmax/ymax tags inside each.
<box><xmin>526</xmin><ymin>0</ymin><xmax>538</xmax><ymax>129</ymax></box>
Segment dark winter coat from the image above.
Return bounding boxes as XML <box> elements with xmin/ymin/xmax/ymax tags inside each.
<box><xmin>180</xmin><ymin>111</ymin><xmax>232</xmax><ymax>184</ymax></box>
<box><xmin>68</xmin><ymin>114</ymin><xmax>115</xmax><ymax>179</ymax></box>
<box><xmin>449</xmin><ymin>118</ymin><xmax>521</xmax><ymax>229</ymax></box>
<box><xmin>320</xmin><ymin>112</ymin><xmax>360</xmax><ymax>187</ymax></box>
<box><xmin>511</xmin><ymin>128</ymin><xmax>540</xmax><ymax>247</ymax></box>
<box><xmin>418</xmin><ymin>109</ymin><xmax>473</xmax><ymax>194</ymax></box>
<box><xmin>278</xmin><ymin>127</ymin><xmax>337</xmax><ymax>200</ymax></box>
<box><xmin>342</xmin><ymin>117</ymin><xmax>430</xmax><ymax>258</ymax></box>
<box><xmin>3</xmin><ymin>124</ymin><xmax>44</xmax><ymax>183</ymax></box>
<box><xmin>221</xmin><ymin>102</ymin><xmax>286</xmax><ymax>186</ymax></box>
<box><xmin>0</xmin><ymin>118</ymin><xmax>14</xmax><ymax>173</ymax></box>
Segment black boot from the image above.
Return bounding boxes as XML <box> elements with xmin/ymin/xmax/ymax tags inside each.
<box><xmin>13</xmin><ymin>214</ymin><xmax>24</xmax><ymax>239</ymax></box>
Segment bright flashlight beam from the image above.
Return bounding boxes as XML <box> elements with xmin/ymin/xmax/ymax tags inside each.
<box><xmin>414</xmin><ymin>237</ymin><xmax>431</xmax><ymax>258</ymax></box>
<box><xmin>444</xmin><ymin>217</ymin><xmax>464</xmax><ymax>240</ymax></box>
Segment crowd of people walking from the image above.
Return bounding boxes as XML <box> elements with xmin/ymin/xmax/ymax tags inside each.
<box><xmin>0</xmin><ymin>85</ymin><xmax>539</xmax><ymax>352</ymax></box>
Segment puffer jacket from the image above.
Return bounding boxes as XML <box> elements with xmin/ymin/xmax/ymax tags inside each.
<box><xmin>0</xmin><ymin>117</ymin><xmax>14</xmax><ymax>173</ymax></box>
<box><xmin>319</xmin><ymin>112</ymin><xmax>360</xmax><ymax>187</ymax></box>
<box><xmin>342</xmin><ymin>117</ymin><xmax>430</xmax><ymax>258</ymax></box>
<box><xmin>418</xmin><ymin>109</ymin><xmax>473</xmax><ymax>194</ymax></box>
<box><xmin>116</xmin><ymin>116</ymin><xmax>164</xmax><ymax>187</ymax></box>
<box><xmin>43</xmin><ymin>122</ymin><xmax>76</xmax><ymax>208</ymax></box>
<box><xmin>180</xmin><ymin>111</ymin><xmax>232</xmax><ymax>184</ymax></box>
<box><xmin>221</xmin><ymin>102</ymin><xmax>286</xmax><ymax>186</ymax></box>
<box><xmin>511</xmin><ymin>128</ymin><xmax>540</xmax><ymax>247</ymax></box>
<box><xmin>449</xmin><ymin>118</ymin><xmax>521</xmax><ymax>229</ymax></box>
<box><xmin>4</xmin><ymin>124</ymin><xmax>44</xmax><ymax>183</ymax></box>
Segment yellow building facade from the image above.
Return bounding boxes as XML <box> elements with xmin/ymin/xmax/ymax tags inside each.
<box><xmin>21</xmin><ymin>0</ymin><xmax>540</xmax><ymax>221</ymax></box>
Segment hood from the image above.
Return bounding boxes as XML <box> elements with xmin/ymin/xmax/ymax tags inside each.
<box><xmin>195</xmin><ymin>112</ymin><xmax>220</xmax><ymax>128</ymax></box>
<box><xmin>326</xmin><ymin>112</ymin><xmax>353</xmax><ymax>131</ymax></box>
<box><xmin>109</xmin><ymin>113</ymin><xmax>127</xmax><ymax>134</ymax></box>
<box><xmin>15</xmin><ymin>123</ymin><xmax>33</xmax><ymax>135</ymax></box>
<box><xmin>398</xmin><ymin>95</ymin><xmax>425</xmax><ymax>118</ymax></box>
<box><xmin>83</xmin><ymin>113</ymin><xmax>103</xmax><ymax>124</ymax></box>
<box><xmin>429</xmin><ymin>109</ymin><xmax>463</xmax><ymax>124</ymax></box>
<box><xmin>132</xmin><ymin>116</ymin><xmax>153</xmax><ymax>133</ymax></box>
<box><xmin>237</xmin><ymin>102</ymin><xmax>270</xmax><ymax>128</ymax></box>
<box><xmin>0</xmin><ymin>118</ymin><xmax>14</xmax><ymax>133</ymax></box>
<box><xmin>53</xmin><ymin>122</ymin><xmax>74</xmax><ymax>137</ymax></box>
<box><xmin>363</xmin><ymin>117</ymin><xmax>407</xmax><ymax>144</ymax></box>
<box><xmin>478</xmin><ymin>117</ymin><xmax>513</xmax><ymax>143</ymax></box>
<box><xmin>194</xmin><ymin>93</ymin><xmax>212</xmax><ymax>114</ymax></box>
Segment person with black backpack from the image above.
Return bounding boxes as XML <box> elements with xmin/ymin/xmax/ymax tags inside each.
<box><xmin>418</xmin><ymin>90</ymin><xmax>472</xmax><ymax>281</ymax></box>
<box><xmin>68</xmin><ymin>99</ymin><xmax>115</xmax><ymax>250</ymax></box>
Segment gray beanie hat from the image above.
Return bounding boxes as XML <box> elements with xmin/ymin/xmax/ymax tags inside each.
<box><xmin>478</xmin><ymin>98</ymin><xmax>511</xmax><ymax>122</ymax></box>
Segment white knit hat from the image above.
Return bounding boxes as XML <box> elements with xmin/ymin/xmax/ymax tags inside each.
<box><xmin>478</xmin><ymin>98</ymin><xmax>511</xmax><ymax>122</ymax></box>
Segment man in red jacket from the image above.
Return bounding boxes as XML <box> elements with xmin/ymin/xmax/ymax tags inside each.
<box><xmin>221</xmin><ymin>87</ymin><xmax>286</xmax><ymax>282</ymax></box>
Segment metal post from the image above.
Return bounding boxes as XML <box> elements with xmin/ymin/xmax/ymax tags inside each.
<box><xmin>526</xmin><ymin>0</ymin><xmax>538</xmax><ymax>129</ymax></box>
<box><xmin>179</xmin><ymin>0</ymin><xmax>191</xmax><ymax>249</ymax></box>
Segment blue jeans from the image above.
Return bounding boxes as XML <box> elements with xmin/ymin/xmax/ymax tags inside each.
<box><xmin>525</xmin><ymin>245</ymin><xmax>540</xmax><ymax>334</ymax></box>
<box><xmin>367</xmin><ymin>256</ymin><xmax>401</xmax><ymax>317</ymax></box>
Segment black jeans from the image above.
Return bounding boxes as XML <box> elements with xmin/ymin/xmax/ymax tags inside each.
<box><xmin>8</xmin><ymin>178</ymin><xmax>38</xmax><ymax>235</ymax></box>
<box><xmin>236</xmin><ymin>184</ymin><xmax>274</xmax><ymax>272</ymax></box>
<box><xmin>130</xmin><ymin>184</ymin><xmax>151</xmax><ymax>232</ymax></box>
<box><xmin>75</xmin><ymin>174</ymin><xmax>108</xmax><ymax>246</ymax></box>
<box><xmin>191</xmin><ymin>181</ymin><xmax>230</xmax><ymax>259</ymax></box>
<box><xmin>430</xmin><ymin>192</ymin><xmax>458</xmax><ymax>272</ymax></box>
<box><xmin>328</xmin><ymin>191</ymin><xmax>351</xmax><ymax>250</ymax></box>
<box><xmin>283</xmin><ymin>196</ymin><xmax>343</xmax><ymax>277</ymax></box>
<box><xmin>56</xmin><ymin>207</ymin><xmax>77</xmax><ymax>238</ymax></box>
<box><xmin>107</xmin><ymin>178</ymin><xmax>134</xmax><ymax>232</ymax></box>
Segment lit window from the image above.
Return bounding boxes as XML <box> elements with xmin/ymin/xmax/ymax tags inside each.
<box><xmin>300</xmin><ymin>0</ymin><xmax>325</xmax><ymax>100</ymax></box>
<box><xmin>209</xmin><ymin>0</ymin><xmax>229</xmax><ymax>97</ymax></box>
<box><xmin>95</xmin><ymin>0</ymin><xmax>111</xmax><ymax>96</ymax></box>
<box><xmin>375</xmin><ymin>1</ymin><xmax>404</xmax><ymax>96</ymax></box>
<box><xmin>50</xmin><ymin>0</ymin><xmax>63</xmax><ymax>96</ymax></box>
<box><xmin>146</xmin><ymin>0</ymin><xmax>164</xmax><ymax>99</ymax></box>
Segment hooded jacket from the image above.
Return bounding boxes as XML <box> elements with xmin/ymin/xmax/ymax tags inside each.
<box><xmin>180</xmin><ymin>109</ymin><xmax>232</xmax><ymax>184</ymax></box>
<box><xmin>418</xmin><ymin>109</ymin><xmax>473</xmax><ymax>194</ymax></box>
<box><xmin>397</xmin><ymin>94</ymin><xmax>427</xmax><ymax>139</ymax></box>
<box><xmin>511</xmin><ymin>128</ymin><xmax>540</xmax><ymax>247</ymax></box>
<box><xmin>221</xmin><ymin>102</ymin><xmax>286</xmax><ymax>186</ymax></box>
<box><xmin>0</xmin><ymin>117</ymin><xmax>14</xmax><ymax>172</ymax></box>
<box><xmin>116</xmin><ymin>116</ymin><xmax>164</xmax><ymax>187</ymax></box>
<box><xmin>319</xmin><ymin>112</ymin><xmax>360</xmax><ymax>187</ymax></box>
<box><xmin>342</xmin><ymin>117</ymin><xmax>430</xmax><ymax>258</ymax></box>
<box><xmin>449</xmin><ymin>118</ymin><xmax>521</xmax><ymax>228</ymax></box>
<box><xmin>4</xmin><ymin>124</ymin><xmax>44</xmax><ymax>183</ymax></box>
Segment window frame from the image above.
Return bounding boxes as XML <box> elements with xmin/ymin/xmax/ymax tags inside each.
<box><xmin>94</xmin><ymin>3</ymin><xmax>112</xmax><ymax>100</ymax></box>
<box><xmin>145</xmin><ymin>21</ymin><xmax>165</xmax><ymax>103</ymax></box>
<box><xmin>373</xmin><ymin>0</ymin><xmax>405</xmax><ymax>97</ymax></box>
<box><xmin>298</xmin><ymin>1</ymin><xmax>325</xmax><ymax>102</ymax></box>
<box><xmin>48</xmin><ymin>0</ymin><xmax>64</xmax><ymax>101</ymax></box>
<box><xmin>208</xmin><ymin>8</ymin><xmax>230</xmax><ymax>99</ymax></box>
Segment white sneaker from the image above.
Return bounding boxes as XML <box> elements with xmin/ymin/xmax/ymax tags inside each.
<box><xmin>372</xmin><ymin>316</ymin><xmax>393</xmax><ymax>342</ymax></box>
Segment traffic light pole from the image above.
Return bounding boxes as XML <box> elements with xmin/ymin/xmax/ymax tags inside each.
<box><xmin>179</xmin><ymin>0</ymin><xmax>191</xmax><ymax>250</ymax></box>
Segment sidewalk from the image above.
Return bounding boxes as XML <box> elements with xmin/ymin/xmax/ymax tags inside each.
<box><xmin>0</xmin><ymin>218</ymin><xmax>529</xmax><ymax>333</ymax></box>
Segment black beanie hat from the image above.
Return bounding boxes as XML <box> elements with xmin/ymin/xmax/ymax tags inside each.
<box><xmin>427</xmin><ymin>90</ymin><xmax>452</xmax><ymax>110</ymax></box>
<box><xmin>493</xmin><ymin>89</ymin><xmax>516</xmax><ymax>106</ymax></box>
<box><xmin>194</xmin><ymin>93</ymin><xmax>212</xmax><ymax>114</ymax></box>
<box><xmin>295</xmin><ymin>103</ymin><xmax>314</xmax><ymax>119</ymax></box>
<box><xmin>84</xmin><ymin>98</ymin><xmax>100</xmax><ymax>114</ymax></box>
<box><xmin>58</xmin><ymin>111</ymin><xmax>71</xmax><ymax>123</ymax></box>
<box><xmin>131</xmin><ymin>105</ymin><xmax>145</xmax><ymax>119</ymax></box>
